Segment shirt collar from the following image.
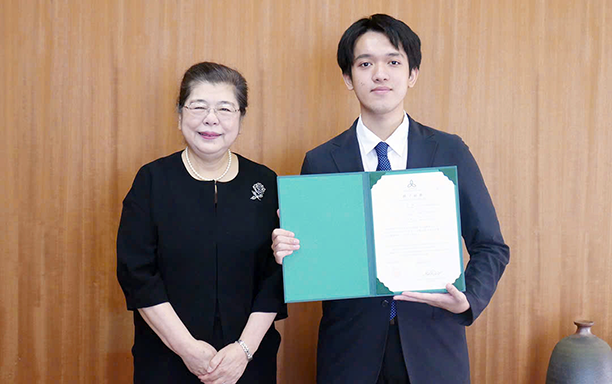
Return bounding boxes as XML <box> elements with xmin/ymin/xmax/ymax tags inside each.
<box><xmin>356</xmin><ymin>113</ymin><xmax>409</xmax><ymax>156</ymax></box>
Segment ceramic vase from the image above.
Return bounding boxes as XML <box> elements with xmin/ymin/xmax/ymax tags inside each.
<box><xmin>546</xmin><ymin>320</ymin><xmax>612</xmax><ymax>384</ymax></box>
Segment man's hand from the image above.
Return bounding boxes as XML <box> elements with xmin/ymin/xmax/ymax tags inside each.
<box><xmin>393</xmin><ymin>283</ymin><xmax>470</xmax><ymax>314</ymax></box>
<box><xmin>271</xmin><ymin>210</ymin><xmax>300</xmax><ymax>265</ymax></box>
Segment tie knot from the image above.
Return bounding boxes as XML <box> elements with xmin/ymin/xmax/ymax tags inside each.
<box><xmin>375</xmin><ymin>142</ymin><xmax>389</xmax><ymax>158</ymax></box>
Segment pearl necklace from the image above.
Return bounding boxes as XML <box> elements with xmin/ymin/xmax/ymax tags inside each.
<box><xmin>185</xmin><ymin>147</ymin><xmax>232</xmax><ymax>182</ymax></box>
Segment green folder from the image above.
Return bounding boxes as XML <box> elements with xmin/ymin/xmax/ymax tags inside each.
<box><xmin>277</xmin><ymin>167</ymin><xmax>465</xmax><ymax>303</ymax></box>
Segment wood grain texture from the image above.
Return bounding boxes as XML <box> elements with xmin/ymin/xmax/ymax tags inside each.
<box><xmin>1</xmin><ymin>1</ymin><xmax>611</xmax><ymax>383</ymax></box>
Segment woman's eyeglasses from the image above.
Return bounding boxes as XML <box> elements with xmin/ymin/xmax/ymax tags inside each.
<box><xmin>182</xmin><ymin>102</ymin><xmax>240</xmax><ymax>120</ymax></box>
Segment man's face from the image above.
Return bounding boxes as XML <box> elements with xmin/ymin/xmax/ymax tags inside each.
<box><xmin>343</xmin><ymin>31</ymin><xmax>418</xmax><ymax>119</ymax></box>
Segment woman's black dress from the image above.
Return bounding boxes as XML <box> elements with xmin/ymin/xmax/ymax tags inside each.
<box><xmin>117</xmin><ymin>151</ymin><xmax>286</xmax><ymax>383</ymax></box>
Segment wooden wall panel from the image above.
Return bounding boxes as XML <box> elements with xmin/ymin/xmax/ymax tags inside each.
<box><xmin>1</xmin><ymin>1</ymin><xmax>611</xmax><ymax>383</ymax></box>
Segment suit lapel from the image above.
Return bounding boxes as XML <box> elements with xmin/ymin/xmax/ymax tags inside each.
<box><xmin>330</xmin><ymin>120</ymin><xmax>364</xmax><ymax>173</ymax></box>
<box><xmin>406</xmin><ymin>116</ymin><xmax>438</xmax><ymax>169</ymax></box>
<box><xmin>329</xmin><ymin>115</ymin><xmax>438</xmax><ymax>172</ymax></box>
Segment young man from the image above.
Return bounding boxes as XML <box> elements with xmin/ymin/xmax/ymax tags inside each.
<box><xmin>273</xmin><ymin>14</ymin><xmax>509</xmax><ymax>384</ymax></box>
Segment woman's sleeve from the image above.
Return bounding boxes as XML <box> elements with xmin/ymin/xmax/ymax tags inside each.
<box><xmin>251</xmin><ymin>251</ymin><xmax>287</xmax><ymax>320</ymax></box>
<box><xmin>117</xmin><ymin>166</ymin><xmax>168</xmax><ymax>310</ymax></box>
<box><xmin>250</xmin><ymin>175</ymin><xmax>288</xmax><ymax>320</ymax></box>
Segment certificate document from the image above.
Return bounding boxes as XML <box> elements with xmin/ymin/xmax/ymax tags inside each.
<box><xmin>277</xmin><ymin>167</ymin><xmax>464</xmax><ymax>303</ymax></box>
<box><xmin>371</xmin><ymin>171</ymin><xmax>462</xmax><ymax>292</ymax></box>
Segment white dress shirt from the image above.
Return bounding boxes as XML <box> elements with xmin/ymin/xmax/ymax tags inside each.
<box><xmin>356</xmin><ymin>113</ymin><xmax>409</xmax><ymax>171</ymax></box>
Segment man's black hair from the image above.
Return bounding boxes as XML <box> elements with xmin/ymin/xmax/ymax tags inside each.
<box><xmin>337</xmin><ymin>14</ymin><xmax>422</xmax><ymax>78</ymax></box>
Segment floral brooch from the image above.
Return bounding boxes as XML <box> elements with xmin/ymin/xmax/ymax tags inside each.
<box><xmin>250</xmin><ymin>182</ymin><xmax>266</xmax><ymax>201</ymax></box>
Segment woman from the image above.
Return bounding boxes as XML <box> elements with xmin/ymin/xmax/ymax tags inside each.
<box><xmin>117</xmin><ymin>62</ymin><xmax>286</xmax><ymax>384</ymax></box>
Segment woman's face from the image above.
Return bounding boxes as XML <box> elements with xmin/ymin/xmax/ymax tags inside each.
<box><xmin>179</xmin><ymin>81</ymin><xmax>242</xmax><ymax>160</ymax></box>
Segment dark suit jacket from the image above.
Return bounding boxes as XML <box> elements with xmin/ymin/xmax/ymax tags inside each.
<box><xmin>301</xmin><ymin>116</ymin><xmax>510</xmax><ymax>384</ymax></box>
